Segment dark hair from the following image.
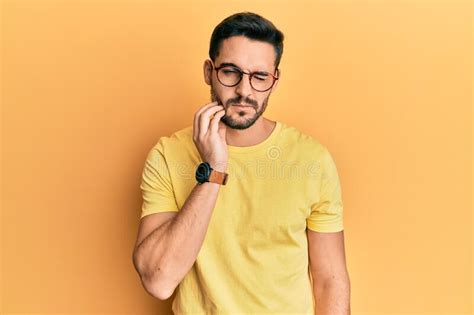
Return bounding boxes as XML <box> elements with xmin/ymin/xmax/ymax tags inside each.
<box><xmin>209</xmin><ymin>12</ymin><xmax>284</xmax><ymax>70</ymax></box>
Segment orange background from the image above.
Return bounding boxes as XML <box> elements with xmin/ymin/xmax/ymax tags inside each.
<box><xmin>1</xmin><ymin>0</ymin><xmax>472</xmax><ymax>314</ymax></box>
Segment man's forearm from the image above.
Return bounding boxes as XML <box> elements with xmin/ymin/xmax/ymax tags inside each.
<box><xmin>134</xmin><ymin>180</ymin><xmax>222</xmax><ymax>298</ymax></box>
<box><xmin>313</xmin><ymin>278</ymin><xmax>351</xmax><ymax>315</ymax></box>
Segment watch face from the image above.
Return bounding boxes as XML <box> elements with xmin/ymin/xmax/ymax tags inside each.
<box><xmin>195</xmin><ymin>162</ymin><xmax>211</xmax><ymax>183</ymax></box>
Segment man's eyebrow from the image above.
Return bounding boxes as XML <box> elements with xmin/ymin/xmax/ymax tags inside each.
<box><xmin>218</xmin><ymin>62</ymin><xmax>240</xmax><ymax>68</ymax></box>
<box><xmin>218</xmin><ymin>62</ymin><xmax>271</xmax><ymax>75</ymax></box>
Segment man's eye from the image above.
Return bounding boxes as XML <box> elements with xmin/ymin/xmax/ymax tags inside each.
<box><xmin>255</xmin><ymin>76</ymin><xmax>268</xmax><ymax>81</ymax></box>
<box><xmin>222</xmin><ymin>69</ymin><xmax>240</xmax><ymax>74</ymax></box>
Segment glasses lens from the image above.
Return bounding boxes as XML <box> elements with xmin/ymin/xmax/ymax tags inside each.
<box><xmin>216</xmin><ymin>66</ymin><xmax>276</xmax><ymax>91</ymax></box>
<box><xmin>250</xmin><ymin>74</ymin><xmax>274</xmax><ymax>92</ymax></box>
<box><xmin>217</xmin><ymin>67</ymin><xmax>241</xmax><ymax>86</ymax></box>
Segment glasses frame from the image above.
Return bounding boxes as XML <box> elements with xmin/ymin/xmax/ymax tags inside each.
<box><xmin>209</xmin><ymin>60</ymin><xmax>280</xmax><ymax>92</ymax></box>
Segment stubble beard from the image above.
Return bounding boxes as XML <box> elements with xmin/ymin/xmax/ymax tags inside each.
<box><xmin>210</xmin><ymin>84</ymin><xmax>270</xmax><ymax>130</ymax></box>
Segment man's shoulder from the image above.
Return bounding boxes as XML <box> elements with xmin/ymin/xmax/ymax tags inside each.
<box><xmin>169</xmin><ymin>124</ymin><xmax>194</xmax><ymax>142</ymax></box>
<box><xmin>150</xmin><ymin>124</ymin><xmax>194</xmax><ymax>154</ymax></box>
<box><xmin>278</xmin><ymin>121</ymin><xmax>327</xmax><ymax>155</ymax></box>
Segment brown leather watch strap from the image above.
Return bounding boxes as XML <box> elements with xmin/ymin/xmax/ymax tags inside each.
<box><xmin>208</xmin><ymin>169</ymin><xmax>228</xmax><ymax>185</ymax></box>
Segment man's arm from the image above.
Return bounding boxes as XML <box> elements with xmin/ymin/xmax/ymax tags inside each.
<box><xmin>307</xmin><ymin>229</ymin><xmax>351</xmax><ymax>315</ymax></box>
<box><xmin>132</xmin><ymin>102</ymin><xmax>227</xmax><ymax>300</ymax></box>
<box><xmin>132</xmin><ymin>180</ymin><xmax>222</xmax><ymax>300</ymax></box>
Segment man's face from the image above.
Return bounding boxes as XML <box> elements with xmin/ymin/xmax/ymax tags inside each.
<box><xmin>204</xmin><ymin>35</ymin><xmax>279</xmax><ymax>130</ymax></box>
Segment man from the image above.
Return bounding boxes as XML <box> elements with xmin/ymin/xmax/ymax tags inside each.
<box><xmin>132</xmin><ymin>12</ymin><xmax>351</xmax><ymax>314</ymax></box>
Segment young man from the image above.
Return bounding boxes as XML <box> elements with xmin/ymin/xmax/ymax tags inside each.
<box><xmin>133</xmin><ymin>12</ymin><xmax>351</xmax><ymax>314</ymax></box>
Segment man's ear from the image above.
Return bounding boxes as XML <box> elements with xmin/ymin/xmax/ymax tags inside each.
<box><xmin>203</xmin><ymin>60</ymin><xmax>212</xmax><ymax>86</ymax></box>
<box><xmin>271</xmin><ymin>68</ymin><xmax>281</xmax><ymax>92</ymax></box>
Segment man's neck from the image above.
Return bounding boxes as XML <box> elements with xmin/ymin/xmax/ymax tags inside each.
<box><xmin>225</xmin><ymin>117</ymin><xmax>277</xmax><ymax>147</ymax></box>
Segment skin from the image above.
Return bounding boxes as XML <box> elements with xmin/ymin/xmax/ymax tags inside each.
<box><xmin>203</xmin><ymin>35</ymin><xmax>280</xmax><ymax>148</ymax></box>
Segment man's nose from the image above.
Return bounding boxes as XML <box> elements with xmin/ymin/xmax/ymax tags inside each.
<box><xmin>235</xmin><ymin>74</ymin><xmax>253</xmax><ymax>97</ymax></box>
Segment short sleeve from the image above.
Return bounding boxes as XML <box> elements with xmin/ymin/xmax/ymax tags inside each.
<box><xmin>306</xmin><ymin>146</ymin><xmax>344</xmax><ymax>233</ymax></box>
<box><xmin>140</xmin><ymin>142</ymin><xmax>179</xmax><ymax>219</ymax></box>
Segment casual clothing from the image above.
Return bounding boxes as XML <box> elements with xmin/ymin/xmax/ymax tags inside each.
<box><xmin>140</xmin><ymin>121</ymin><xmax>344</xmax><ymax>314</ymax></box>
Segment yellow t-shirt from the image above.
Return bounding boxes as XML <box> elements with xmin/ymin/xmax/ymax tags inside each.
<box><xmin>140</xmin><ymin>120</ymin><xmax>344</xmax><ymax>314</ymax></box>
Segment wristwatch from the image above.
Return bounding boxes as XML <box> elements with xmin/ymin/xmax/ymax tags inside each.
<box><xmin>195</xmin><ymin>162</ymin><xmax>228</xmax><ymax>185</ymax></box>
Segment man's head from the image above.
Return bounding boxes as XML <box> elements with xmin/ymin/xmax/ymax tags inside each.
<box><xmin>204</xmin><ymin>12</ymin><xmax>284</xmax><ymax>130</ymax></box>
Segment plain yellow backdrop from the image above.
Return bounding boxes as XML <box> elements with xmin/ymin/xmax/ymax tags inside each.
<box><xmin>1</xmin><ymin>0</ymin><xmax>472</xmax><ymax>314</ymax></box>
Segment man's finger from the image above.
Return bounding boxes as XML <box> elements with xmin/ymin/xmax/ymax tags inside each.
<box><xmin>193</xmin><ymin>101</ymin><xmax>218</xmax><ymax>140</ymax></box>
<box><xmin>199</xmin><ymin>105</ymin><xmax>225</xmax><ymax>138</ymax></box>
<box><xmin>209</xmin><ymin>109</ymin><xmax>225</xmax><ymax>136</ymax></box>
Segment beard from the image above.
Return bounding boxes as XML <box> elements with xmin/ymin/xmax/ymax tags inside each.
<box><xmin>210</xmin><ymin>83</ymin><xmax>270</xmax><ymax>130</ymax></box>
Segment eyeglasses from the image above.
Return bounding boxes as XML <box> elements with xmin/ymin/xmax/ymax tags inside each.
<box><xmin>210</xmin><ymin>60</ymin><xmax>279</xmax><ymax>92</ymax></box>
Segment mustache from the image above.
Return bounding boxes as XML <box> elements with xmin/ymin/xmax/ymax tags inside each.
<box><xmin>226</xmin><ymin>96</ymin><xmax>258</xmax><ymax>108</ymax></box>
<box><xmin>210</xmin><ymin>86</ymin><xmax>258</xmax><ymax>108</ymax></box>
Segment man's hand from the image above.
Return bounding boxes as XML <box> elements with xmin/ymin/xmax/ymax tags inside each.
<box><xmin>192</xmin><ymin>101</ymin><xmax>228</xmax><ymax>172</ymax></box>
